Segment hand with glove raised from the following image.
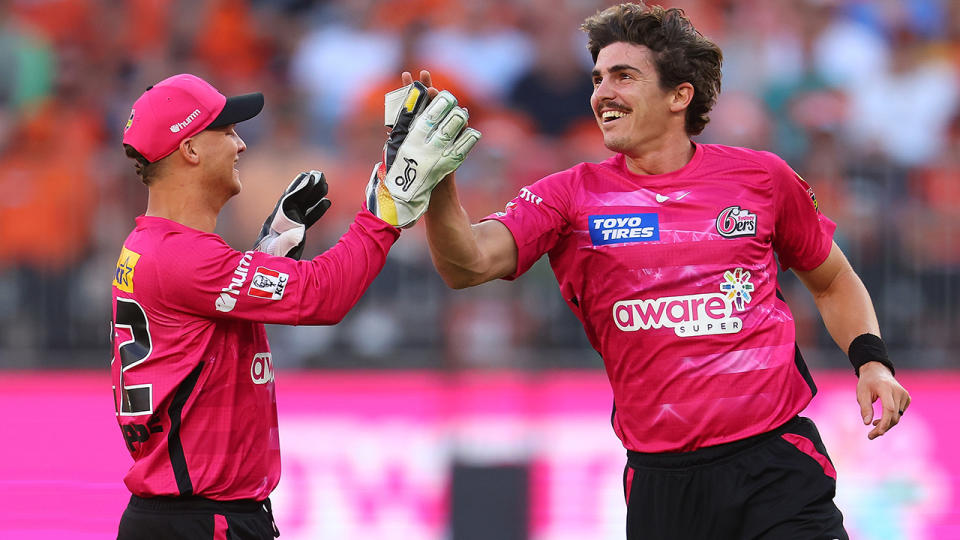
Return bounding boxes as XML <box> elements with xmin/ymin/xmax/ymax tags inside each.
<box><xmin>254</xmin><ymin>170</ymin><xmax>331</xmax><ymax>260</ymax></box>
<box><xmin>366</xmin><ymin>82</ymin><xmax>481</xmax><ymax>228</ymax></box>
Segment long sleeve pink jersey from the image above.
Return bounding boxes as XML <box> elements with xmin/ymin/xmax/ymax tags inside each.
<box><xmin>110</xmin><ymin>209</ymin><xmax>399</xmax><ymax>500</ymax></box>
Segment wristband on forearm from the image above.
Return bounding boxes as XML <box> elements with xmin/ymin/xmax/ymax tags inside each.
<box><xmin>848</xmin><ymin>333</ymin><xmax>895</xmax><ymax>377</ymax></box>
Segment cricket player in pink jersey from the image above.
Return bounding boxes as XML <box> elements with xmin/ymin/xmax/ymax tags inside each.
<box><xmin>420</xmin><ymin>3</ymin><xmax>910</xmax><ymax>539</ymax></box>
<box><xmin>112</xmin><ymin>73</ymin><xmax>479</xmax><ymax>539</ymax></box>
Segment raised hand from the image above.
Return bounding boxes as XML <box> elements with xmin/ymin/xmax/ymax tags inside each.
<box><xmin>366</xmin><ymin>82</ymin><xmax>481</xmax><ymax>228</ymax></box>
<box><xmin>254</xmin><ymin>170</ymin><xmax>331</xmax><ymax>259</ymax></box>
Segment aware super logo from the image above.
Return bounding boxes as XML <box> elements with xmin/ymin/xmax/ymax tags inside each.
<box><xmin>613</xmin><ymin>268</ymin><xmax>755</xmax><ymax>337</ymax></box>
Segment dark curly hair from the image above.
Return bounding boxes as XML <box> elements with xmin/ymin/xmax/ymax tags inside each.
<box><xmin>582</xmin><ymin>3</ymin><xmax>723</xmax><ymax>136</ymax></box>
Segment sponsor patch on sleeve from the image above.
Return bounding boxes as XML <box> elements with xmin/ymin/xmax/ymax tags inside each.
<box><xmin>113</xmin><ymin>246</ymin><xmax>141</xmax><ymax>293</ymax></box>
<box><xmin>247</xmin><ymin>267</ymin><xmax>289</xmax><ymax>300</ymax></box>
<box><xmin>589</xmin><ymin>213</ymin><xmax>659</xmax><ymax>245</ymax></box>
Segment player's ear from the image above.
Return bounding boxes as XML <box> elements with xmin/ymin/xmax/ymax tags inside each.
<box><xmin>670</xmin><ymin>82</ymin><xmax>694</xmax><ymax>112</ymax></box>
<box><xmin>178</xmin><ymin>136</ymin><xmax>201</xmax><ymax>165</ymax></box>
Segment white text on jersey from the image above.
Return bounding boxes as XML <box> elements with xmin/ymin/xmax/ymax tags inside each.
<box><xmin>518</xmin><ymin>187</ymin><xmax>542</xmax><ymax>205</ymax></box>
<box><xmin>613</xmin><ymin>293</ymin><xmax>743</xmax><ymax>337</ymax></box>
<box><xmin>216</xmin><ymin>251</ymin><xmax>254</xmax><ymax>313</ymax></box>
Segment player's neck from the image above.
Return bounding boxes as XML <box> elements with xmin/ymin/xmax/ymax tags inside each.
<box><xmin>145</xmin><ymin>177</ymin><xmax>221</xmax><ymax>233</ymax></box>
<box><xmin>622</xmin><ymin>136</ymin><xmax>695</xmax><ymax>176</ymax></box>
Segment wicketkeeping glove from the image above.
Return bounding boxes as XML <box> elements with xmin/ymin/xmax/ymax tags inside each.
<box><xmin>254</xmin><ymin>170</ymin><xmax>331</xmax><ymax>260</ymax></box>
<box><xmin>366</xmin><ymin>84</ymin><xmax>481</xmax><ymax>228</ymax></box>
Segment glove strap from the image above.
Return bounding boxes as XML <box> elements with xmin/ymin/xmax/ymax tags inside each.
<box><xmin>847</xmin><ymin>333</ymin><xmax>895</xmax><ymax>377</ymax></box>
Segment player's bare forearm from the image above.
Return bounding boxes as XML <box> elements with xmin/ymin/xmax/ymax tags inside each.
<box><xmin>794</xmin><ymin>242</ymin><xmax>880</xmax><ymax>351</ymax></box>
<box><xmin>424</xmin><ymin>175</ymin><xmax>517</xmax><ymax>289</ymax></box>
<box><xmin>795</xmin><ymin>241</ymin><xmax>911</xmax><ymax>438</ymax></box>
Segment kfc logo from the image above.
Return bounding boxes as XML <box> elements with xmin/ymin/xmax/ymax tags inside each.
<box><xmin>248</xmin><ymin>267</ymin><xmax>288</xmax><ymax>301</ymax></box>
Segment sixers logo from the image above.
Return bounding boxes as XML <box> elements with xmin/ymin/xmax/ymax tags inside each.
<box><xmin>716</xmin><ymin>206</ymin><xmax>757</xmax><ymax>238</ymax></box>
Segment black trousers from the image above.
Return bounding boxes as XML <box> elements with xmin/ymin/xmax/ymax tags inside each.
<box><xmin>117</xmin><ymin>495</ymin><xmax>279</xmax><ymax>540</ymax></box>
<box><xmin>624</xmin><ymin>416</ymin><xmax>847</xmax><ymax>540</ymax></box>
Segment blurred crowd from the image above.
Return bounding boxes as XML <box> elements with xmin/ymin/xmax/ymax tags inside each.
<box><xmin>0</xmin><ymin>0</ymin><xmax>958</xmax><ymax>370</ymax></box>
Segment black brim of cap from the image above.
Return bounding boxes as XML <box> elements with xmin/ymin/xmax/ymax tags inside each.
<box><xmin>208</xmin><ymin>92</ymin><xmax>264</xmax><ymax>128</ymax></box>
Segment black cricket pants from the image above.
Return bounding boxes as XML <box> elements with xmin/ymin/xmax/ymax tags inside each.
<box><xmin>624</xmin><ymin>416</ymin><xmax>848</xmax><ymax>540</ymax></box>
<box><xmin>117</xmin><ymin>495</ymin><xmax>280</xmax><ymax>540</ymax></box>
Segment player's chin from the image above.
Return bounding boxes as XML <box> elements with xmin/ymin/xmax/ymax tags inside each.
<box><xmin>230</xmin><ymin>171</ymin><xmax>242</xmax><ymax>195</ymax></box>
<box><xmin>602</xmin><ymin>134</ymin><xmax>631</xmax><ymax>154</ymax></box>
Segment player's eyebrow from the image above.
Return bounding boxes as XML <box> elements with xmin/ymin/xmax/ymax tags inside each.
<box><xmin>591</xmin><ymin>64</ymin><xmax>642</xmax><ymax>78</ymax></box>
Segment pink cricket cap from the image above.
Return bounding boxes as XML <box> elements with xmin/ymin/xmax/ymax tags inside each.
<box><xmin>121</xmin><ymin>73</ymin><xmax>264</xmax><ymax>163</ymax></box>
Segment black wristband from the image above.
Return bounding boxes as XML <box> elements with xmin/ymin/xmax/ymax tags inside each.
<box><xmin>847</xmin><ymin>333</ymin><xmax>895</xmax><ymax>377</ymax></box>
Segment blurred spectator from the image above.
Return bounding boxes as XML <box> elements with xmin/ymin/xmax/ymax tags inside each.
<box><xmin>7</xmin><ymin>0</ymin><xmax>96</xmax><ymax>47</ymax></box>
<box><xmin>0</xmin><ymin>2</ymin><xmax>53</xmax><ymax>113</ymax></box>
<box><xmin>416</xmin><ymin>0</ymin><xmax>534</xmax><ymax>102</ymax></box>
<box><xmin>193</xmin><ymin>0</ymin><xmax>274</xmax><ymax>84</ymax></box>
<box><xmin>754</xmin><ymin>1</ymin><xmax>850</xmax><ymax>161</ymax></box>
<box><xmin>290</xmin><ymin>0</ymin><xmax>402</xmax><ymax>143</ymax></box>
<box><xmin>0</xmin><ymin>44</ymin><xmax>102</xmax><ymax>352</ymax></box>
<box><xmin>701</xmin><ymin>91</ymin><xmax>772</xmax><ymax>151</ymax></box>
<box><xmin>900</xmin><ymin>112</ymin><xmax>960</xmax><ymax>359</ymax></box>
<box><xmin>844</xmin><ymin>23</ymin><xmax>960</xmax><ymax>167</ymax></box>
<box><xmin>506</xmin><ymin>6</ymin><xmax>594</xmax><ymax>137</ymax></box>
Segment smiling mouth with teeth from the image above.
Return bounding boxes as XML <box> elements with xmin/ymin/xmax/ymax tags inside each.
<box><xmin>601</xmin><ymin>110</ymin><xmax>627</xmax><ymax>122</ymax></box>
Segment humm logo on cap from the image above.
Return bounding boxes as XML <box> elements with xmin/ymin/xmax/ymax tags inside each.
<box><xmin>170</xmin><ymin>109</ymin><xmax>202</xmax><ymax>133</ymax></box>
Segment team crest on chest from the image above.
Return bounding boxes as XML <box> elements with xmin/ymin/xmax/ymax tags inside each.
<box><xmin>716</xmin><ymin>206</ymin><xmax>757</xmax><ymax>238</ymax></box>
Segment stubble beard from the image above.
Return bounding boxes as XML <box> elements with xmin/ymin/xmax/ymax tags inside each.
<box><xmin>602</xmin><ymin>132</ymin><xmax>633</xmax><ymax>154</ymax></box>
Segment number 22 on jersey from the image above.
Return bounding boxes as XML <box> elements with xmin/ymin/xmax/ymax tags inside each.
<box><xmin>112</xmin><ymin>298</ymin><xmax>153</xmax><ymax>416</ymax></box>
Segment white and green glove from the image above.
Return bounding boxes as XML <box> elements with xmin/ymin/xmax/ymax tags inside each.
<box><xmin>366</xmin><ymin>83</ymin><xmax>481</xmax><ymax>228</ymax></box>
<box><xmin>254</xmin><ymin>170</ymin><xmax>331</xmax><ymax>260</ymax></box>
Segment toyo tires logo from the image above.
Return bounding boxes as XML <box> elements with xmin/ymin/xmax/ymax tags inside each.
<box><xmin>613</xmin><ymin>268</ymin><xmax>755</xmax><ymax>337</ymax></box>
<box><xmin>589</xmin><ymin>213</ymin><xmax>659</xmax><ymax>245</ymax></box>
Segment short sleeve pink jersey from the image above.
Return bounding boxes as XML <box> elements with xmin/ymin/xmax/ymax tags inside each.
<box><xmin>485</xmin><ymin>143</ymin><xmax>836</xmax><ymax>452</ymax></box>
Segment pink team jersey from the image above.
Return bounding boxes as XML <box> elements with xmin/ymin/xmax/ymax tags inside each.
<box><xmin>110</xmin><ymin>209</ymin><xmax>399</xmax><ymax>499</ymax></box>
<box><xmin>486</xmin><ymin>143</ymin><xmax>836</xmax><ymax>452</ymax></box>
